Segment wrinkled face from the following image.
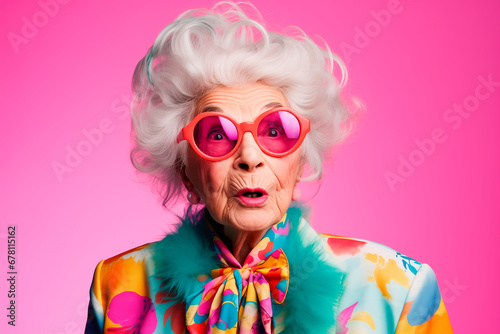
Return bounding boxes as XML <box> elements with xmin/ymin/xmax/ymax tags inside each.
<box><xmin>182</xmin><ymin>83</ymin><xmax>304</xmax><ymax>232</ymax></box>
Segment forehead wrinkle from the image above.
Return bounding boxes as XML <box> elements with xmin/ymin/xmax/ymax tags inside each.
<box><xmin>198</xmin><ymin>85</ymin><xmax>287</xmax><ymax>104</ymax></box>
<box><xmin>195</xmin><ymin>84</ymin><xmax>289</xmax><ymax>122</ymax></box>
<box><xmin>201</xmin><ymin>101</ymin><xmax>284</xmax><ymax>115</ymax></box>
<box><xmin>200</xmin><ymin>94</ymin><xmax>285</xmax><ymax>107</ymax></box>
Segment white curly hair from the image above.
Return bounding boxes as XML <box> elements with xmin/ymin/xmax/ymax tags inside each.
<box><xmin>130</xmin><ymin>2</ymin><xmax>357</xmax><ymax>207</ymax></box>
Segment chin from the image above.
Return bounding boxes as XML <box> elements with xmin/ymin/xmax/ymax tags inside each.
<box><xmin>229</xmin><ymin>208</ymin><xmax>279</xmax><ymax>232</ymax></box>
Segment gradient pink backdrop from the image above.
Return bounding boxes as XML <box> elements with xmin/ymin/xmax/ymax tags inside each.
<box><xmin>1</xmin><ymin>0</ymin><xmax>499</xmax><ymax>332</ymax></box>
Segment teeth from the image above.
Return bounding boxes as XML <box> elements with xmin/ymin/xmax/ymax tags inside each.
<box><xmin>243</xmin><ymin>192</ymin><xmax>262</xmax><ymax>198</ymax></box>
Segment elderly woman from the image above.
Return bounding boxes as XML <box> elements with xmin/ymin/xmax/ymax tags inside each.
<box><xmin>85</xmin><ymin>3</ymin><xmax>453</xmax><ymax>334</ymax></box>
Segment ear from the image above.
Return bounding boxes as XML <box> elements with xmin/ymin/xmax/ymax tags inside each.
<box><xmin>294</xmin><ymin>159</ymin><xmax>305</xmax><ymax>186</ymax></box>
<box><xmin>292</xmin><ymin>162</ymin><xmax>305</xmax><ymax>201</ymax></box>
<box><xmin>179</xmin><ymin>165</ymin><xmax>195</xmax><ymax>192</ymax></box>
<box><xmin>296</xmin><ymin>162</ymin><xmax>305</xmax><ymax>183</ymax></box>
<box><xmin>179</xmin><ymin>166</ymin><xmax>201</xmax><ymax>204</ymax></box>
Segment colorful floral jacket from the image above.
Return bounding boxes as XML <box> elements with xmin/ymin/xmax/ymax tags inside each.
<box><xmin>84</xmin><ymin>207</ymin><xmax>453</xmax><ymax>333</ymax></box>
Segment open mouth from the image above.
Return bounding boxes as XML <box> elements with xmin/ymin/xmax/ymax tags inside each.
<box><xmin>242</xmin><ymin>191</ymin><xmax>264</xmax><ymax>198</ymax></box>
<box><xmin>237</xmin><ymin>188</ymin><xmax>268</xmax><ymax>206</ymax></box>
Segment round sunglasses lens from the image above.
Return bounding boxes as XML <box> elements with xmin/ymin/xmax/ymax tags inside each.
<box><xmin>193</xmin><ymin>116</ymin><xmax>238</xmax><ymax>157</ymax></box>
<box><xmin>257</xmin><ymin>111</ymin><xmax>301</xmax><ymax>154</ymax></box>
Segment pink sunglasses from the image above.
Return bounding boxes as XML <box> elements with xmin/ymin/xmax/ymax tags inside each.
<box><xmin>177</xmin><ymin>107</ymin><xmax>310</xmax><ymax>161</ymax></box>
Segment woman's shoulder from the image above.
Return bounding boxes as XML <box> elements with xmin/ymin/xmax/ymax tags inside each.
<box><xmin>317</xmin><ymin>232</ymin><xmax>452</xmax><ymax>333</ymax></box>
<box><xmin>89</xmin><ymin>243</ymin><xmax>156</xmax><ymax>299</ymax></box>
<box><xmin>99</xmin><ymin>243</ymin><xmax>153</xmax><ymax>264</ymax></box>
<box><xmin>94</xmin><ymin>243</ymin><xmax>154</xmax><ymax>275</ymax></box>
<box><xmin>318</xmin><ymin>232</ymin><xmax>425</xmax><ymax>300</ymax></box>
<box><xmin>319</xmin><ymin>233</ymin><xmax>422</xmax><ymax>276</ymax></box>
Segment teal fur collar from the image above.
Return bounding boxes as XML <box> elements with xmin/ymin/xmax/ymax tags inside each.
<box><xmin>152</xmin><ymin>206</ymin><xmax>345</xmax><ymax>333</ymax></box>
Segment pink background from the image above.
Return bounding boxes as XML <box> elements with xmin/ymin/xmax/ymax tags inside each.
<box><xmin>1</xmin><ymin>0</ymin><xmax>499</xmax><ymax>332</ymax></box>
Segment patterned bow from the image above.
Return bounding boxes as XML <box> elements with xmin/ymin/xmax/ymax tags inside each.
<box><xmin>186</xmin><ymin>227</ymin><xmax>289</xmax><ymax>334</ymax></box>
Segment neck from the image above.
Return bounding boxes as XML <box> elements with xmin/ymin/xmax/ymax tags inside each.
<box><xmin>223</xmin><ymin>225</ymin><xmax>268</xmax><ymax>264</ymax></box>
<box><xmin>205</xmin><ymin>211</ymin><xmax>269</xmax><ymax>264</ymax></box>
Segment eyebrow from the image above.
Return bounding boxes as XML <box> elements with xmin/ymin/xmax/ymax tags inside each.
<box><xmin>263</xmin><ymin>102</ymin><xmax>284</xmax><ymax>110</ymax></box>
<box><xmin>201</xmin><ymin>106</ymin><xmax>223</xmax><ymax>113</ymax></box>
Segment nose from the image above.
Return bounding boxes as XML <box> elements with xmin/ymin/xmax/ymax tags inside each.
<box><xmin>233</xmin><ymin>132</ymin><xmax>264</xmax><ymax>172</ymax></box>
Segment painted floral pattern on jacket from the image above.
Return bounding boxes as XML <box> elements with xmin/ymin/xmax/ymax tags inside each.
<box><xmin>85</xmin><ymin>210</ymin><xmax>453</xmax><ymax>333</ymax></box>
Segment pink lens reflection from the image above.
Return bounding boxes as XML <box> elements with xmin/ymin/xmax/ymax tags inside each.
<box><xmin>257</xmin><ymin>111</ymin><xmax>300</xmax><ymax>153</ymax></box>
<box><xmin>278</xmin><ymin>111</ymin><xmax>300</xmax><ymax>138</ymax></box>
<box><xmin>194</xmin><ymin>116</ymin><xmax>238</xmax><ymax>157</ymax></box>
<box><xmin>219</xmin><ymin>116</ymin><xmax>238</xmax><ymax>140</ymax></box>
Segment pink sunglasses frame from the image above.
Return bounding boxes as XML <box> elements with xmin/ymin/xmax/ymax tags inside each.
<box><xmin>176</xmin><ymin>107</ymin><xmax>311</xmax><ymax>162</ymax></box>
